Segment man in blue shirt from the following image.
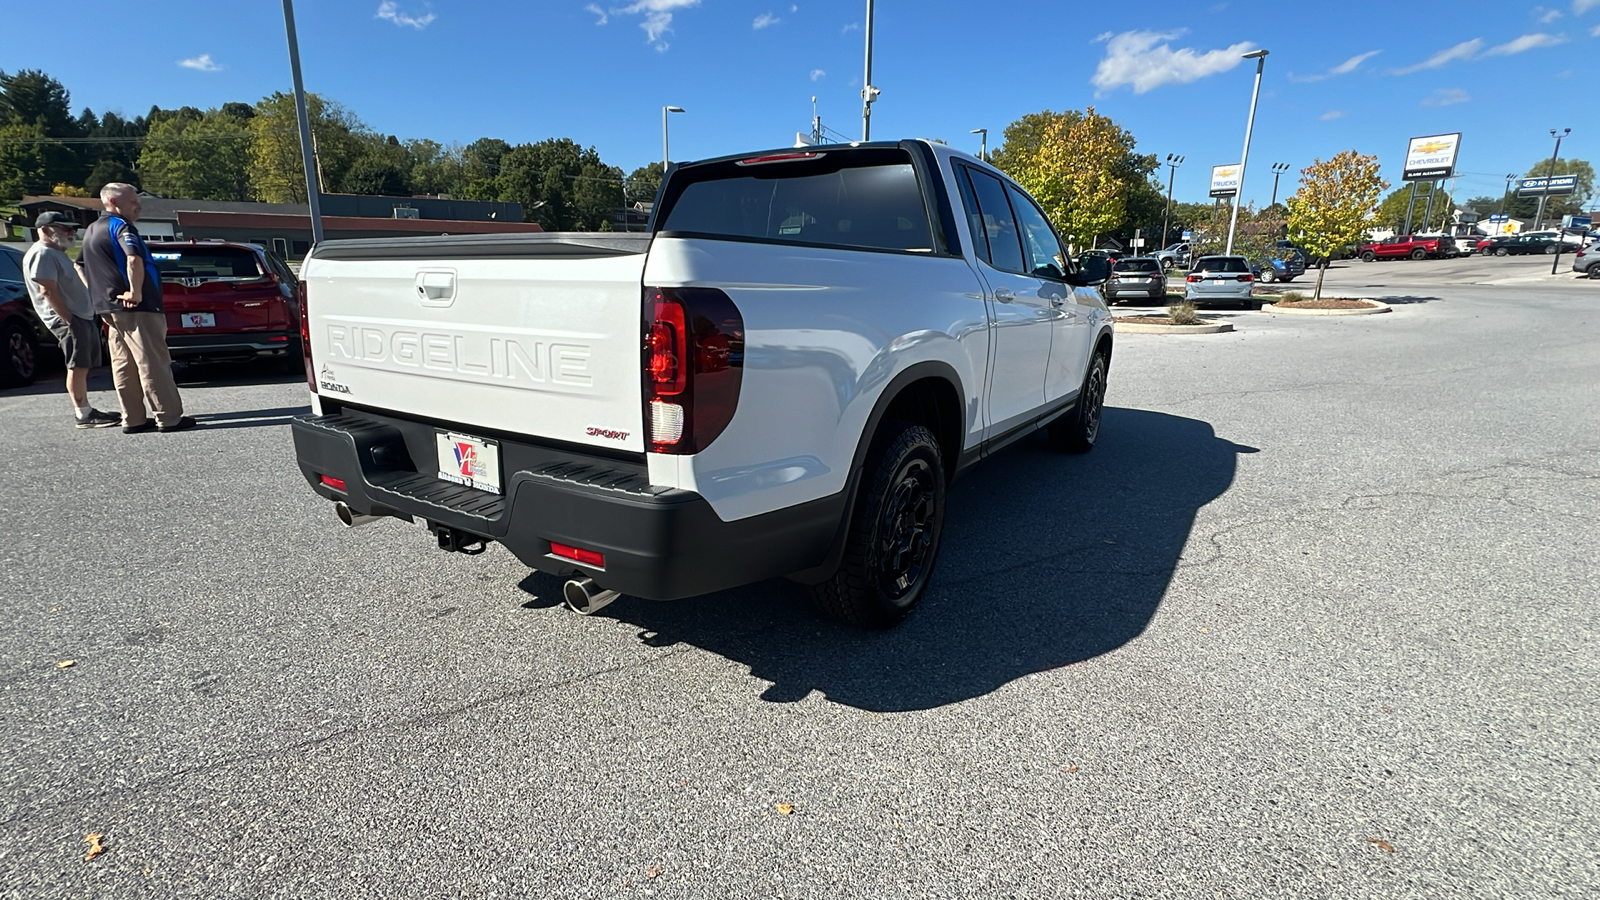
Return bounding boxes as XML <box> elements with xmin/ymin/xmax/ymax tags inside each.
<box><xmin>79</xmin><ymin>183</ymin><xmax>194</xmax><ymax>434</ymax></box>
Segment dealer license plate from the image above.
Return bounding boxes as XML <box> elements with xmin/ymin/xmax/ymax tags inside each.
<box><xmin>180</xmin><ymin>312</ymin><xmax>215</xmax><ymax>328</ymax></box>
<box><xmin>436</xmin><ymin>431</ymin><xmax>502</xmax><ymax>494</ymax></box>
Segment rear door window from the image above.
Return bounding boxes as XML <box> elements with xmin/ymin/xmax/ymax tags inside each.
<box><xmin>148</xmin><ymin>246</ymin><xmax>267</xmax><ymax>283</ymax></box>
<box><xmin>961</xmin><ymin>168</ymin><xmax>1026</xmax><ymax>274</ymax></box>
<box><xmin>658</xmin><ymin>149</ymin><xmax>934</xmax><ymax>253</ymax></box>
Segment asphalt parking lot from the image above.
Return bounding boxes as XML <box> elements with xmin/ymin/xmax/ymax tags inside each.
<box><xmin>2</xmin><ymin>256</ymin><xmax>1596</xmax><ymax>898</ymax></box>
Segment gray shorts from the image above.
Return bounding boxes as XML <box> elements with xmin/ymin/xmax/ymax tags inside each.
<box><xmin>48</xmin><ymin>316</ymin><xmax>102</xmax><ymax>369</ymax></box>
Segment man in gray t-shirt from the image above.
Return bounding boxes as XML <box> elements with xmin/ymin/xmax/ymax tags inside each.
<box><xmin>22</xmin><ymin>212</ymin><xmax>119</xmax><ymax>428</ymax></box>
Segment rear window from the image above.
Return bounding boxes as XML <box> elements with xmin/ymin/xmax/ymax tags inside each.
<box><xmin>149</xmin><ymin>246</ymin><xmax>266</xmax><ymax>283</ymax></box>
<box><xmin>1114</xmin><ymin>259</ymin><xmax>1159</xmax><ymax>272</ymax></box>
<box><xmin>1194</xmin><ymin>257</ymin><xmax>1249</xmax><ymax>273</ymax></box>
<box><xmin>658</xmin><ymin>149</ymin><xmax>935</xmax><ymax>253</ymax></box>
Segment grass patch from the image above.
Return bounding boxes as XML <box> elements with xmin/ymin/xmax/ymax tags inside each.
<box><xmin>1167</xmin><ymin>301</ymin><xmax>1200</xmax><ymax>326</ymax></box>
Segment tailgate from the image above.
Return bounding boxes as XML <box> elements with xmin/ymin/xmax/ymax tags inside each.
<box><xmin>303</xmin><ymin>234</ymin><xmax>651</xmax><ymax>453</ymax></box>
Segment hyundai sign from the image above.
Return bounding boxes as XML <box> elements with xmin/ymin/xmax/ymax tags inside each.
<box><xmin>1516</xmin><ymin>175</ymin><xmax>1578</xmax><ymax>197</ymax></box>
<box><xmin>1403</xmin><ymin>133</ymin><xmax>1461</xmax><ymax>181</ymax></box>
<box><xmin>1209</xmin><ymin>164</ymin><xmax>1240</xmax><ymax>198</ymax></box>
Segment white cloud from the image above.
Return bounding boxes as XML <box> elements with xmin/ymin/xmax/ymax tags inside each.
<box><xmin>809</xmin><ymin>68</ymin><xmax>826</xmax><ymax>81</ymax></box>
<box><xmin>842</xmin><ymin>21</ymin><xmax>859</xmax><ymax>33</ymax></box>
<box><xmin>613</xmin><ymin>0</ymin><xmax>700</xmax><ymax>50</ymax></box>
<box><xmin>753</xmin><ymin>11</ymin><xmax>779</xmax><ymax>29</ymax></box>
<box><xmin>178</xmin><ymin>54</ymin><xmax>222</xmax><ymax>72</ymax></box>
<box><xmin>584</xmin><ymin>3</ymin><xmax>608</xmax><ymax>25</ymax></box>
<box><xmin>1537</xmin><ymin>7</ymin><xmax>1563</xmax><ymax>23</ymax></box>
<box><xmin>1593</xmin><ymin>23</ymin><xmax>1600</xmax><ymax>35</ymax></box>
<box><xmin>790</xmin><ymin>4</ymin><xmax>798</xmax><ymax>11</ymax></box>
<box><xmin>1320</xmin><ymin>110</ymin><xmax>1344</xmax><ymax>120</ymax></box>
<box><xmin>1090</xmin><ymin>30</ymin><xmax>1255</xmax><ymax>94</ymax></box>
<box><xmin>1577</xmin><ymin>0</ymin><xmax>1600</xmax><ymax>13</ymax></box>
<box><xmin>1291</xmin><ymin>49</ymin><xmax>1380</xmax><ymax>82</ymax></box>
<box><xmin>1422</xmin><ymin>88</ymin><xmax>1471</xmax><ymax>106</ymax></box>
<box><xmin>1391</xmin><ymin>39</ymin><xmax>1482</xmax><ymax>74</ymax></box>
<box><xmin>1484</xmin><ymin>33</ymin><xmax>1568</xmax><ymax>55</ymax></box>
<box><xmin>376</xmin><ymin>2</ymin><xmax>434</xmax><ymax>29</ymax></box>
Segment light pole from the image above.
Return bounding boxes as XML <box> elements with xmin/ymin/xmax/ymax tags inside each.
<box><xmin>662</xmin><ymin>105</ymin><xmax>685</xmax><ymax>173</ymax></box>
<box><xmin>280</xmin><ymin>0</ymin><xmax>323</xmax><ymax>245</ymax></box>
<box><xmin>1497</xmin><ymin>173</ymin><xmax>1516</xmax><ymax>234</ymax></box>
<box><xmin>1226</xmin><ymin>49</ymin><xmax>1269</xmax><ymax>256</ymax></box>
<box><xmin>1269</xmin><ymin>162</ymin><xmax>1291</xmax><ymax>208</ymax></box>
<box><xmin>970</xmin><ymin>128</ymin><xmax>987</xmax><ymax>162</ymax></box>
<box><xmin>1534</xmin><ymin>127</ymin><xmax>1569</xmax><ymax>231</ymax></box>
<box><xmin>1161</xmin><ymin>154</ymin><xmax>1184</xmax><ymax>250</ymax></box>
<box><xmin>861</xmin><ymin>0</ymin><xmax>879</xmax><ymax>140</ymax></box>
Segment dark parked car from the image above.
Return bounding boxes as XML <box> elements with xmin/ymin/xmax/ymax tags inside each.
<box><xmin>1483</xmin><ymin>233</ymin><xmax>1561</xmax><ymax>256</ymax></box>
<box><xmin>0</xmin><ymin>243</ymin><xmax>53</xmax><ymax>387</ymax></box>
<box><xmin>1105</xmin><ymin>257</ymin><xmax>1167</xmax><ymax>303</ymax></box>
<box><xmin>148</xmin><ymin>240</ymin><xmax>304</xmax><ymax>366</ymax></box>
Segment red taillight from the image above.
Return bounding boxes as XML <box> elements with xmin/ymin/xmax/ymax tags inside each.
<box><xmin>319</xmin><ymin>474</ymin><xmax>346</xmax><ymax>491</ymax></box>
<box><xmin>550</xmin><ymin>542</ymin><xmax>605</xmax><ymax>567</ymax></box>
<box><xmin>1236</xmin><ymin>274</ymin><xmax>1253</xmax><ymax>283</ymax></box>
<box><xmin>642</xmin><ymin>288</ymin><xmax>744</xmax><ymax>454</ymax></box>
<box><xmin>301</xmin><ymin>280</ymin><xmax>315</xmax><ymax>393</ymax></box>
<box><xmin>1186</xmin><ymin>274</ymin><xmax>1202</xmax><ymax>282</ymax></box>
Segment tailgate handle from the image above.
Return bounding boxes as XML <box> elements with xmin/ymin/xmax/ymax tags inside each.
<box><xmin>415</xmin><ymin>271</ymin><xmax>457</xmax><ymax>307</ymax></box>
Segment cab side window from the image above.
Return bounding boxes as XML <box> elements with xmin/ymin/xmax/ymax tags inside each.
<box><xmin>960</xmin><ymin>167</ymin><xmax>1026</xmax><ymax>275</ymax></box>
<box><xmin>1006</xmin><ymin>184</ymin><xmax>1068</xmax><ymax>281</ymax></box>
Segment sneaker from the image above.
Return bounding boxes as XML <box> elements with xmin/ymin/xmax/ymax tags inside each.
<box><xmin>158</xmin><ymin>415</ymin><xmax>198</xmax><ymax>433</ymax></box>
<box><xmin>122</xmin><ymin>420</ymin><xmax>156</xmax><ymax>434</ymax></box>
<box><xmin>75</xmin><ymin>409</ymin><xmax>121</xmax><ymax>429</ymax></box>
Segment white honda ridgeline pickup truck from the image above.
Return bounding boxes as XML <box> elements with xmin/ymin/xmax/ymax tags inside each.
<box><xmin>291</xmin><ymin>140</ymin><xmax>1115</xmax><ymax>628</ymax></box>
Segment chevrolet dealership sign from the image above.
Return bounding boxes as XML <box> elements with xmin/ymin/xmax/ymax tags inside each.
<box><xmin>1403</xmin><ymin>133</ymin><xmax>1461</xmax><ymax>181</ymax></box>
<box><xmin>1209</xmin><ymin>165</ymin><xmax>1240</xmax><ymax>198</ymax></box>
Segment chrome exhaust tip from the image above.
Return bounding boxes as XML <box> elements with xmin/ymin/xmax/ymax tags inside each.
<box><xmin>335</xmin><ymin>501</ymin><xmax>381</xmax><ymax>528</ymax></box>
<box><xmin>563</xmin><ymin>577</ymin><xmax>621</xmax><ymax>615</ymax></box>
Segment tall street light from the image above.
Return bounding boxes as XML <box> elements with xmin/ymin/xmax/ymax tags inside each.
<box><xmin>1161</xmin><ymin>154</ymin><xmax>1184</xmax><ymax>251</ymax></box>
<box><xmin>861</xmin><ymin>0</ymin><xmax>879</xmax><ymax>140</ymax></box>
<box><xmin>1225</xmin><ymin>48</ymin><xmax>1269</xmax><ymax>257</ymax></box>
<box><xmin>662</xmin><ymin>106</ymin><xmax>685</xmax><ymax>173</ymax></box>
<box><xmin>970</xmin><ymin>128</ymin><xmax>987</xmax><ymax>162</ymax></box>
<box><xmin>280</xmin><ymin>0</ymin><xmax>324</xmax><ymax>246</ymax></box>
<box><xmin>1534</xmin><ymin>127</ymin><xmax>1569</xmax><ymax>231</ymax></box>
<box><xmin>1269</xmin><ymin>162</ymin><xmax>1291</xmax><ymax>208</ymax></box>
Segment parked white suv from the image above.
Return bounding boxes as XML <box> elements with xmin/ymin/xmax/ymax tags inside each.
<box><xmin>291</xmin><ymin>140</ymin><xmax>1115</xmax><ymax>627</ymax></box>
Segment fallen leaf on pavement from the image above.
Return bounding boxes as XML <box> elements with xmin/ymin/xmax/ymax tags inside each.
<box><xmin>776</xmin><ymin>803</ymin><xmax>794</xmax><ymax>815</ymax></box>
<box><xmin>83</xmin><ymin>833</ymin><xmax>106</xmax><ymax>860</ymax></box>
<box><xmin>1062</xmin><ymin>765</ymin><xmax>1080</xmax><ymax>773</ymax></box>
<box><xmin>57</xmin><ymin>660</ymin><xmax>76</xmax><ymax>669</ymax></box>
<box><xmin>645</xmin><ymin>865</ymin><xmax>663</xmax><ymax>879</ymax></box>
<box><xmin>1365</xmin><ymin>837</ymin><xmax>1394</xmax><ymax>853</ymax></box>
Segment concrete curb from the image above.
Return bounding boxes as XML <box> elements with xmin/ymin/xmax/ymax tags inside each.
<box><xmin>1267</xmin><ymin>299</ymin><xmax>1392</xmax><ymax>316</ymax></box>
<box><xmin>1115</xmin><ymin>320</ymin><xmax>1235</xmax><ymax>334</ymax></box>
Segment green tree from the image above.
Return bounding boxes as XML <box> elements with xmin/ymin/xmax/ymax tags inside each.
<box><xmin>488</xmin><ymin>138</ymin><xmax>621</xmax><ymax>231</ymax></box>
<box><xmin>1376</xmin><ymin>182</ymin><xmax>1454</xmax><ymax>233</ymax></box>
<box><xmin>1286</xmin><ymin>151</ymin><xmax>1389</xmax><ymax>300</ymax></box>
<box><xmin>138</xmin><ymin>110</ymin><xmax>252</xmax><ymax>200</ymax></box>
<box><xmin>1512</xmin><ymin>157</ymin><xmax>1593</xmax><ymax>224</ymax></box>
<box><xmin>625</xmin><ymin>161</ymin><xmax>665</xmax><ymax>205</ymax></box>
<box><xmin>992</xmin><ymin>108</ymin><xmax>1158</xmax><ymax>247</ymax></box>
<box><xmin>0</xmin><ymin>122</ymin><xmax>48</xmax><ymax>201</ymax></box>
<box><xmin>247</xmin><ymin>92</ymin><xmax>365</xmax><ymax>202</ymax></box>
<box><xmin>404</xmin><ymin>139</ymin><xmax>466</xmax><ymax>196</ymax></box>
<box><xmin>460</xmin><ymin>137</ymin><xmax>510</xmax><ymax>200</ymax></box>
<box><xmin>1001</xmin><ymin>108</ymin><xmax>1127</xmax><ymax>248</ymax></box>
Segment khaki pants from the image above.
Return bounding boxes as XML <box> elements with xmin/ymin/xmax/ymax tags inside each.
<box><xmin>104</xmin><ymin>311</ymin><xmax>184</xmax><ymax>428</ymax></box>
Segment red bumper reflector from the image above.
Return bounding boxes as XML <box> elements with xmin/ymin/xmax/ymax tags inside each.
<box><xmin>550</xmin><ymin>542</ymin><xmax>605</xmax><ymax>567</ymax></box>
<box><xmin>320</xmin><ymin>475</ymin><xmax>347</xmax><ymax>491</ymax></box>
<box><xmin>269</xmin><ymin>335</ymin><xmax>290</xmax><ymax>342</ymax></box>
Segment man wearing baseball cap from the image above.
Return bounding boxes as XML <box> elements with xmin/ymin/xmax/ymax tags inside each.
<box><xmin>22</xmin><ymin>212</ymin><xmax>120</xmax><ymax>428</ymax></box>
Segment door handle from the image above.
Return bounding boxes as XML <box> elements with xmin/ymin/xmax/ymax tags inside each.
<box><xmin>993</xmin><ymin>287</ymin><xmax>1015</xmax><ymax>302</ymax></box>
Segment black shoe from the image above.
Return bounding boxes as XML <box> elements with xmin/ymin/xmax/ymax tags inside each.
<box><xmin>158</xmin><ymin>416</ymin><xmax>198</xmax><ymax>433</ymax></box>
<box><xmin>75</xmin><ymin>409</ymin><xmax>121</xmax><ymax>429</ymax></box>
<box><xmin>123</xmin><ymin>420</ymin><xmax>156</xmax><ymax>434</ymax></box>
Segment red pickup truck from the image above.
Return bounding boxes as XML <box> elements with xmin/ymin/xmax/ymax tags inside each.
<box><xmin>1358</xmin><ymin>234</ymin><xmax>1458</xmax><ymax>261</ymax></box>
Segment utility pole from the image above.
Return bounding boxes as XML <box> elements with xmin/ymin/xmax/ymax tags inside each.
<box><xmin>1534</xmin><ymin>127</ymin><xmax>1569</xmax><ymax>231</ymax></box>
<box><xmin>281</xmin><ymin>0</ymin><xmax>323</xmax><ymax>245</ymax></box>
<box><xmin>860</xmin><ymin>0</ymin><xmax>878</xmax><ymax>141</ymax></box>
<box><xmin>1161</xmin><ymin>154</ymin><xmax>1184</xmax><ymax>249</ymax></box>
<box><xmin>1226</xmin><ymin>49</ymin><xmax>1269</xmax><ymax>256</ymax></box>
<box><xmin>1497</xmin><ymin>173</ymin><xmax>1515</xmax><ymax>235</ymax></box>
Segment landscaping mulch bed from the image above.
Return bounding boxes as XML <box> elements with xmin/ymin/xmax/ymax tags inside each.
<box><xmin>1113</xmin><ymin>315</ymin><xmax>1214</xmax><ymax>324</ymax></box>
<box><xmin>1272</xmin><ymin>298</ymin><xmax>1380</xmax><ymax>310</ymax></box>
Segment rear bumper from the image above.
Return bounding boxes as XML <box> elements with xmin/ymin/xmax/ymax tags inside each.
<box><xmin>168</xmin><ymin>331</ymin><xmax>298</xmax><ymax>361</ymax></box>
<box><xmin>291</xmin><ymin>408</ymin><xmax>845</xmax><ymax>600</ymax></box>
<box><xmin>1106</xmin><ymin>283</ymin><xmax>1166</xmax><ymax>298</ymax></box>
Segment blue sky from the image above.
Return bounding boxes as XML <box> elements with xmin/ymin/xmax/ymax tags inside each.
<box><xmin>4</xmin><ymin>0</ymin><xmax>1596</xmax><ymax>206</ymax></box>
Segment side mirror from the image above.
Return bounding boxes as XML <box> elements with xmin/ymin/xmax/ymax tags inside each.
<box><xmin>1077</xmin><ymin>255</ymin><xmax>1111</xmax><ymax>286</ymax></box>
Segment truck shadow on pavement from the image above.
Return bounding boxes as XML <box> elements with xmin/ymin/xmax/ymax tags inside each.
<box><xmin>519</xmin><ymin>407</ymin><xmax>1255</xmax><ymax>712</ymax></box>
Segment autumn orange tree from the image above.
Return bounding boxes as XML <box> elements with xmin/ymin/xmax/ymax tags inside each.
<box><xmin>996</xmin><ymin>108</ymin><xmax>1129</xmax><ymax>251</ymax></box>
<box><xmin>1286</xmin><ymin>151</ymin><xmax>1388</xmax><ymax>300</ymax></box>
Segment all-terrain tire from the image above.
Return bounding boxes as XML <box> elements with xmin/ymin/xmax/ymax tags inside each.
<box><xmin>810</xmin><ymin>422</ymin><xmax>946</xmax><ymax>629</ymax></box>
<box><xmin>0</xmin><ymin>319</ymin><xmax>38</xmax><ymax>387</ymax></box>
<box><xmin>1049</xmin><ymin>351</ymin><xmax>1108</xmax><ymax>454</ymax></box>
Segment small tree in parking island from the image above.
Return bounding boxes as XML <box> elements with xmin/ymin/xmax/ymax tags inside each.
<box><xmin>1287</xmin><ymin>151</ymin><xmax>1388</xmax><ymax>300</ymax></box>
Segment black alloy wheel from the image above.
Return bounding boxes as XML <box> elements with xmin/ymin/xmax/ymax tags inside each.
<box><xmin>1544</xmin><ymin>244</ymin><xmax>1558</xmax><ymax>255</ymax></box>
<box><xmin>874</xmin><ymin>456</ymin><xmax>938</xmax><ymax>601</ymax></box>
<box><xmin>1410</xmin><ymin>248</ymin><xmax>1427</xmax><ymax>260</ymax></box>
<box><xmin>0</xmin><ymin>320</ymin><xmax>37</xmax><ymax>387</ymax></box>
<box><xmin>1050</xmin><ymin>352</ymin><xmax>1107</xmax><ymax>453</ymax></box>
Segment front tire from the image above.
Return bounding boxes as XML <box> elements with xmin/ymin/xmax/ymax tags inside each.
<box><xmin>0</xmin><ymin>320</ymin><xmax>38</xmax><ymax>387</ymax></box>
<box><xmin>1544</xmin><ymin>244</ymin><xmax>1557</xmax><ymax>255</ymax></box>
<box><xmin>1410</xmin><ymin>248</ymin><xmax>1427</xmax><ymax>260</ymax></box>
<box><xmin>1495</xmin><ymin>247</ymin><xmax>1509</xmax><ymax>257</ymax></box>
<box><xmin>810</xmin><ymin>422</ymin><xmax>945</xmax><ymax>629</ymax></box>
<box><xmin>1360</xmin><ymin>251</ymin><xmax>1376</xmax><ymax>262</ymax></box>
<box><xmin>1049</xmin><ymin>351</ymin><xmax>1108</xmax><ymax>454</ymax></box>
<box><xmin>1259</xmin><ymin>268</ymin><xmax>1276</xmax><ymax>284</ymax></box>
